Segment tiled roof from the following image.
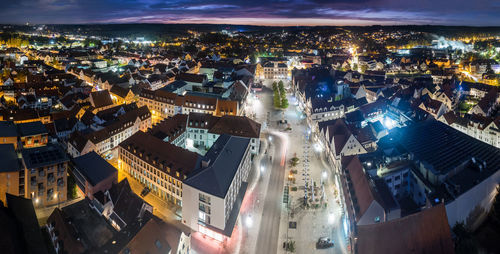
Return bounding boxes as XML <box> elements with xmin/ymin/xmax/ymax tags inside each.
<box><xmin>90</xmin><ymin>90</ymin><xmax>113</xmax><ymax>108</ymax></box>
<box><xmin>356</xmin><ymin>204</ymin><xmax>454</xmax><ymax>254</ymax></box>
<box><xmin>119</xmin><ymin>131</ymin><xmax>201</xmax><ymax>178</ymax></box>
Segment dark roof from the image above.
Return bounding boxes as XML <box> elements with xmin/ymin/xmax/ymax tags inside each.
<box><xmin>73</xmin><ymin>152</ymin><xmax>117</xmax><ymax>186</ymax></box>
<box><xmin>119</xmin><ymin>131</ymin><xmax>201</xmax><ymax>178</ymax></box>
<box><xmin>6</xmin><ymin>194</ymin><xmax>48</xmax><ymax>254</ymax></box>
<box><xmin>356</xmin><ymin>204</ymin><xmax>454</xmax><ymax>254</ymax></box>
<box><xmin>55</xmin><ymin>199</ymin><xmax>116</xmax><ymax>252</ymax></box>
<box><xmin>17</xmin><ymin>121</ymin><xmax>47</xmax><ymax>137</ymax></box>
<box><xmin>90</xmin><ymin>90</ymin><xmax>113</xmax><ymax>108</ymax></box>
<box><xmin>208</xmin><ymin>115</ymin><xmax>261</xmax><ymax>138</ymax></box>
<box><xmin>0</xmin><ymin>144</ymin><xmax>21</xmax><ymax>173</ymax></box>
<box><xmin>21</xmin><ymin>144</ymin><xmax>69</xmax><ymax>169</ymax></box>
<box><xmin>184</xmin><ymin>135</ymin><xmax>250</xmax><ymax>198</ymax></box>
<box><xmin>378</xmin><ymin>120</ymin><xmax>500</xmax><ymax>176</ymax></box>
<box><xmin>0</xmin><ymin>121</ymin><xmax>18</xmax><ymax>137</ymax></box>
<box><xmin>119</xmin><ymin>219</ymin><xmax>171</xmax><ymax>254</ymax></box>
<box><xmin>148</xmin><ymin>114</ymin><xmax>187</xmax><ymax>142</ymax></box>
<box><xmin>107</xmin><ymin>179</ymin><xmax>151</xmax><ymax>226</ymax></box>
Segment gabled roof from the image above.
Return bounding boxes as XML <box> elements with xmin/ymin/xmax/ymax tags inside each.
<box><xmin>110</xmin><ymin>85</ymin><xmax>131</xmax><ymax>99</ymax></box>
<box><xmin>90</xmin><ymin>90</ymin><xmax>113</xmax><ymax>108</ymax></box>
<box><xmin>342</xmin><ymin>155</ymin><xmax>376</xmax><ymax>221</ymax></box>
<box><xmin>107</xmin><ymin>179</ymin><xmax>151</xmax><ymax>225</ymax></box>
<box><xmin>319</xmin><ymin>119</ymin><xmax>352</xmax><ymax>155</ymax></box>
<box><xmin>119</xmin><ymin>131</ymin><xmax>201</xmax><ymax>178</ymax></box>
<box><xmin>149</xmin><ymin>114</ymin><xmax>187</xmax><ymax>142</ymax></box>
<box><xmin>184</xmin><ymin>135</ymin><xmax>250</xmax><ymax>198</ymax></box>
<box><xmin>120</xmin><ymin>219</ymin><xmax>171</xmax><ymax>254</ymax></box>
<box><xmin>356</xmin><ymin>204</ymin><xmax>454</xmax><ymax>254</ymax></box>
<box><xmin>208</xmin><ymin>115</ymin><xmax>261</xmax><ymax>138</ymax></box>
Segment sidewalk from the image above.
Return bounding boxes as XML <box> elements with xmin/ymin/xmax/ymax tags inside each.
<box><xmin>276</xmin><ymin>96</ymin><xmax>348</xmax><ymax>254</ymax></box>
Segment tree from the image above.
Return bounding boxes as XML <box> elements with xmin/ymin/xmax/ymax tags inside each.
<box><xmin>281</xmin><ymin>97</ymin><xmax>289</xmax><ymax>109</ymax></box>
<box><xmin>274</xmin><ymin>91</ymin><xmax>281</xmax><ymax>108</ymax></box>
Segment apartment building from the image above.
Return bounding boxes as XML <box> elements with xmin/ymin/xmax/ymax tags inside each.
<box><xmin>17</xmin><ymin>121</ymin><xmax>49</xmax><ymax>148</ymax></box>
<box><xmin>185</xmin><ymin>112</ymin><xmax>261</xmax><ymax>154</ymax></box>
<box><xmin>439</xmin><ymin>112</ymin><xmax>500</xmax><ymax>149</ymax></box>
<box><xmin>67</xmin><ymin>105</ymin><xmax>151</xmax><ymax>157</ymax></box>
<box><xmin>182</xmin><ymin>135</ymin><xmax>252</xmax><ymax>241</ymax></box>
<box><xmin>138</xmin><ymin>89</ymin><xmax>240</xmax><ymax>123</ymax></box>
<box><xmin>262</xmin><ymin>59</ymin><xmax>288</xmax><ymax>80</ymax></box>
<box><xmin>21</xmin><ymin>144</ymin><xmax>69</xmax><ymax>207</ymax></box>
<box><xmin>118</xmin><ymin>131</ymin><xmax>202</xmax><ymax>206</ymax></box>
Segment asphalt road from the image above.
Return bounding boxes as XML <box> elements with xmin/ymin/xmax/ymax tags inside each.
<box><xmin>255</xmin><ymin>133</ymin><xmax>287</xmax><ymax>254</ymax></box>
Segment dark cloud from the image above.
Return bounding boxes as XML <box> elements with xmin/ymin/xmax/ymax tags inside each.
<box><xmin>0</xmin><ymin>0</ymin><xmax>498</xmax><ymax>25</ymax></box>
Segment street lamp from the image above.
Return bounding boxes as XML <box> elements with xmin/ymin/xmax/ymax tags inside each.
<box><xmin>245</xmin><ymin>215</ymin><xmax>253</xmax><ymax>228</ymax></box>
<box><xmin>268</xmin><ymin>136</ymin><xmax>273</xmax><ymax>142</ymax></box>
<box><xmin>328</xmin><ymin>212</ymin><xmax>335</xmax><ymax>225</ymax></box>
<box><xmin>322</xmin><ymin>171</ymin><xmax>327</xmax><ymax>179</ymax></box>
<box><xmin>260</xmin><ymin>165</ymin><xmax>265</xmax><ymax>173</ymax></box>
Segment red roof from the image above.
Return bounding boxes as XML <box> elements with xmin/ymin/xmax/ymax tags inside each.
<box><xmin>356</xmin><ymin>204</ymin><xmax>454</xmax><ymax>254</ymax></box>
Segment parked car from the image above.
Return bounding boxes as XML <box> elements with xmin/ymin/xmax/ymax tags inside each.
<box><xmin>316</xmin><ymin>237</ymin><xmax>334</xmax><ymax>249</ymax></box>
<box><xmin>140</xmin><ymin>187</ymin><xmax>151</xmax><ymax>197</ymax></box>
<box><xmin>105</xmin><ymin>153</ymin><xmax>113</xmax><ymax>160</ymax></box>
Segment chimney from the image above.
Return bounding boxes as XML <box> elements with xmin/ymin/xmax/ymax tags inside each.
<box><xmin>202</xmin><ymin>159</ymin><xmax>211</xmax><ymax>168</ymax></box>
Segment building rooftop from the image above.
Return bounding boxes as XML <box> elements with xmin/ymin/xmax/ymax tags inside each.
<box><xmin>17</xmin><ymin>121</ymin><xmax>48</xmax><ymax>137</ymax></box>
<box><xmin>184</xmin><ymin>134</ymin><xmax>250</xmax><ymax>198</ymax></box>
<box><xmin>378</xmin><ymin>120</ymin><xmax>500</xmax><ymax>176</ymax></box>
<box><xmin>21</xmin><ymin>143</ymin><xmax>69</xmax><ymax>169</ymax></box>
<box><xmin>119</xmin><ymin>219</ymin><xmax>171</xmax><ymax>254</ymax></box>
<box><xmin>119</xmin><ymin>131</ymin><xmax>202</xmax><ymax>179</ymax></box>
<box><xmin>72</xmin><ymin>151</ymin><xmax>117</xmax><ymax>186</ymax></box>
<box><xmin>356</xmin><ymin>204</ymin><xmax>454</xmax><ymax>254</ymax></box>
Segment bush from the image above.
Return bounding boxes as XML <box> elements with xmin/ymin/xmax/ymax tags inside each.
<box><xmin>67</xmin><ymin>174</ymin><xmax>78</xmax><ymax>199</ymax></box>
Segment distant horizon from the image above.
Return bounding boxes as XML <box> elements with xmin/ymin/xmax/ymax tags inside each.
<box><xmin>1</xmin><ymin>0</ymin><xmax>498</xmax><ymax>27</ymax></box>
<box><xmin>2</xmin><ymin>22</ymin><xmax>500</xmax><ymax>28</ymax></box>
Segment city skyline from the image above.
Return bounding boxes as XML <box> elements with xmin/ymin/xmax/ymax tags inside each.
<box><xmin>1</xmin><ymin>0</ymin><xmax>499</xmax><ymax>26</ymax></box>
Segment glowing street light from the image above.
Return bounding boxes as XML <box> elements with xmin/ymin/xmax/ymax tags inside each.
<box><xmin>328</xmin><ymin>212</ymin><xmax>335</xmax><ymax>225</ymax></box>
<box><xmin>245</xmin><ymin>215</ymin><xmax>253</xmax><ymax>228</ymax></box>
<box><xmin>322</xmin><ymin>171</ymin><xmax>328</xmax><ymax>179</ymax></box>
<box><xmin>260</xmin><ymin>165</ymin><xmax>265</xmax><ymax>173</ymax></box>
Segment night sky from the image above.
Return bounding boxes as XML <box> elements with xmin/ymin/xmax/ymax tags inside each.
<box><xmin>1</xmin><ymin>0</ymin><xmax>499</xmax><ymax>26</ymax></box>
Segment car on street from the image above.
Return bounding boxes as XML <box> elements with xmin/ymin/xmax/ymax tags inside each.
<box><xmin>105</xmin><ymin>153</ymin><xmax>113</xmax><ymax>160</ymax></box>
<box><xmin>316</xmin><ymin>237</ymin><xmax>334</xmax><ymax>249</ymax></box>
<box><xmin>140</xmin><ymin>187</ymin><xmax>151</xmax><ymax>197</ymax></box>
